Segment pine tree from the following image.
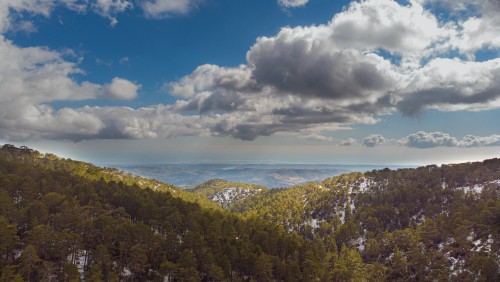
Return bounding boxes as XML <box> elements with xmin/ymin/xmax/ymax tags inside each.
<box><xmin>129</xmin><ymin>244</ymin><xmax>149</xmax><ymax>280</ymax></box>
<box><xmin>18</xmin><ymin>244</ymin><xmax>41</xmax><ymax>282</ymax></box>
<box><xmin>0</xmin><ymin>216</ymin><xmax>19</xmax><ymax>264</ymax></box>
<box><xmin>385</xmin><ymin>247</ymin><xmax>410</xmax><ymax>282</ymax></box>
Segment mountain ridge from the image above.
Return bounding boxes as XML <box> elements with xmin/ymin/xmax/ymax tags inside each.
<box><xmin>112</xmin><ymin>163</ymin><xmax>410</xmax><ymax>188</ymax></box>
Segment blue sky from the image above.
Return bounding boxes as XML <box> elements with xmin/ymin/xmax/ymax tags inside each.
<box><xmin>9</xmin><ymin>0</ymin><xmax>344</xmax><ymax>107</ymax></box>
<box><xmin>1</xmin><ymin>0</ymin><xmax>499</xmax><ymax>165</ymax></box>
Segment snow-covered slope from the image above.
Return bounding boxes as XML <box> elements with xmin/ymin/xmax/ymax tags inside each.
<box><xmin>192</xmin><ymin>178</ymin><xmax>268</xmax><ymax>207</ymax></box>
<box><xmin>209</xmin><ymin>187</ymin><xmax>264</xmax><ymax>208</ymax></box>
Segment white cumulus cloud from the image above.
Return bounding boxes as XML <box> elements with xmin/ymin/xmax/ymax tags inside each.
<box><xmin>140</xmin><ymin>0</ymin><xmax>202</xmax><ymax>18</ymax></box>
<box><xmin>298</xmin><ymin>133</ymin><xmax>334</xmax><ymax>142</ymax></box>
<box><xmin>397</xmin><ymin>58</ymin><xmax>500</xmax><ymax>115</ymax></box>
<box><xmin>1</xmin><ymin>0</ymin><xmax>500</xmax><ymax>143</ymax></box>
<box><xmin>340</xmin><ymin>138</ymin><xmax>358</xmax><ymax>146</ymax></box>
<box><xmin>0</xmin><ymin>35</ymin><xmax>139</xmax><ymax>140</ymax></box>
<box><xmin>161</xmin><ymin>0</ymin><xmax>500</xmax><ymax>141</ymax></box>
<box><xmin>168</xmin><ymin>64</ymin><xmax>258</xmax><ymax>99</ymax></box>
<box><xmin>278</xmin><ymin>0</ymin><xmax>309</xmax><ymax>8</ymax></box>
<box><xmin>104</xmin><ymin>77</ymin><xmax>140</xmax><ymax>100</ymax></box>
<box><xmin>92</xmin><ymin>0</ymin><xmax>133</xmax><ymax>26</ymax></box>
<box><xmin>398</xmin><ymin>131</ymin><xmax>457</xmax><ymax>148</ymax></box>
<box><xmin>363</xmin><ymin>134</ymin><xmax>388</xmax><ymax>147</ymax></box>
<box><xmin>329</xmin><ymin>0</ymin><xmax>450</xmax><ymax>56</ymax></box>
<box><xmin>423</xmin><ymin>0</ymin><xmax>500</xmax><ymax>54</ymax></box>
<box><xmin>399</xmin><ymin>131</ymin><xmax>500</xmax><ymax>148</ymax></box>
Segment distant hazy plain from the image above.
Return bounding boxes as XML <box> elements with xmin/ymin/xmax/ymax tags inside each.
<box><xmin>112</xmin><ymin>164</ymin><xmax>416</xmax><ymax>188</ymax></box>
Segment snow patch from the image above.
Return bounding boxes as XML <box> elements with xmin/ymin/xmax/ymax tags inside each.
<box><xmin>305</xmin><ymin>218</ymin><xmax>321</xmax><ymax>229</ymax></box>
<box><xmin>471</xmin><ymin>234</ymin><xmax>494</xmax><ymax>252</ymax></box>
<box><xmin>122</xmin><ymin>267</ymin><xmax>132</xmax><ymax>277</ymax></box>
<box><xmin>456</xmin><ymin>179</ymin><xmax>500</xmax><ymax>194</ymax></box>
<box><xmin>67</xmin><ymin>250</ymin><xmax>87</xmax><ymax>279</ymax></box>
<box><xmin>438</xmin><ymin>243</ymin><xmax>444</xmax><ymax>251</ymax></box>
<box><xmin>411</xmin><ymin>210</ymin><xmax>425</xmax><ymax>223</ymax></box>
<box><xmin>14</xmin><ymin>249</ymin><xmax>22</xmax><ymax>259</ymax></box>
<box><xmin>209</xmin><ymin>187</ymin><xmax>263</xmax><ymax>207</ymax></box>
<box><xmin>354</xmin><ymin>236</ymin><xmax>366</xmax><ymax>252</ymax></box>
<box><xmin>460</xmin><ymin>184</ymin><xmax>484</xmax><ymax>194</ymax></box>
<box><xmin>339</xmin><ymin>210</ymin><xmax>345</xmax><ymax>224</ymax></box>
<box><xmin>357</xmin><ymin>178</ymin><xmax>374</xmax><ymax>192</ymax></box>
<box><xmin>447</xmin><ymin>252</ymin><xmax>466</xmax><ymax>277</ymax></box>
<box><xmin>466</xmin><ymin>231</ymin><xmax>475</xmax><ymax>242</ymax></box>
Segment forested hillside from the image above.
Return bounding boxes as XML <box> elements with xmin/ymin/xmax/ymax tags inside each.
<box><xmin>231</xmin><ymin>161</ymin><xmax>500</xmax><ymax>281</ymax></box>
<box><xmin>0</xmin><ymin>145</ymin><xmax>220</xmax><ymax>210</ymax></box>
<box><xmin>0</xmin><ymin>144</ymin><xmax>499</xmax><ymax>281</ymax></box>
<box><xmin>0</xmin><ymin>145</ymin><xmax>344</xmax><ymax>281</ymax></box>
<box><xmin>190</xmin><ymin>179</ymin><xmax>268</xmax><ymax>208</ymax></box>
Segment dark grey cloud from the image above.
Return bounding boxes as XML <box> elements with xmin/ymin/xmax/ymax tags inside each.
<box><xmin>248</xmin><ymin>41</ymin><xmax>392</xmax><ymax>100</ymax></box>
<box><xmin>173</xmin><ymin>91</ymin><xmax>246</xmax><ymax>114</ymax></box>
<box><xmin>211</xmin><ymin>121</ymin><xmax>284</xmax><ymax>141</ymax></box>
<box><xmin>398</xmin><ymin>85</ymin><xmax>500</xmax><ymax>116</ymax></box>
<box><xmin>272</xmin><ymin>106</ymin><xmax>355</xmax><ymax>124</ymax></box>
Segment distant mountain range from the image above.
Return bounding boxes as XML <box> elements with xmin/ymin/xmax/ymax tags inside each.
<box><xmin>111</xmin><ymin>163</ymin><xmax>415</xmax><ymax>188</ymax></box>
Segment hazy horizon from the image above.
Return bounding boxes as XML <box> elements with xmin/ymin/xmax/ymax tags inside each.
<box><xmin>110</xmin><ymin>163</ymin><xmax>418</xmax><ymax>188</ymax></box>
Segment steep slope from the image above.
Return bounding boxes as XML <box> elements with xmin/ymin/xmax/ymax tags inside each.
<box><xmin>0</xmin><ymin>144</ymin><xmax>220</xmax><ymax>210</ymax></box>
<box><xmin>191</xmin><ymin>179</ymin><xmax>268</xmax><ymax>208</ymax></box>
<box><xmin>0</xmin><ymin>145</ymin><xmax>330</xmax><ymax>281</ymax></box>
<box><xmin>234</xmin><ymin>161</ymin><xmax>500</xmax><ymax>281</ymax></box>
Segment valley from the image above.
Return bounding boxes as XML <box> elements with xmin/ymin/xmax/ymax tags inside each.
<box><xmin>112</xmin><ymin>163</ymin><xmax>413</xmax><ymax>188</ymax></box>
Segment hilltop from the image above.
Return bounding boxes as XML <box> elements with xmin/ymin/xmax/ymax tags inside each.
<box><xmin>190</xmin><ymin>179</ymin><xmax>268</xmax><ymax>208</ymax></box>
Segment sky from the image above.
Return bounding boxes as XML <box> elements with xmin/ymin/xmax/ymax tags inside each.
<box><xmin>0</xmin><ymin>0</ymin><xmax>499</xmax><ymax>165</ymax></box>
